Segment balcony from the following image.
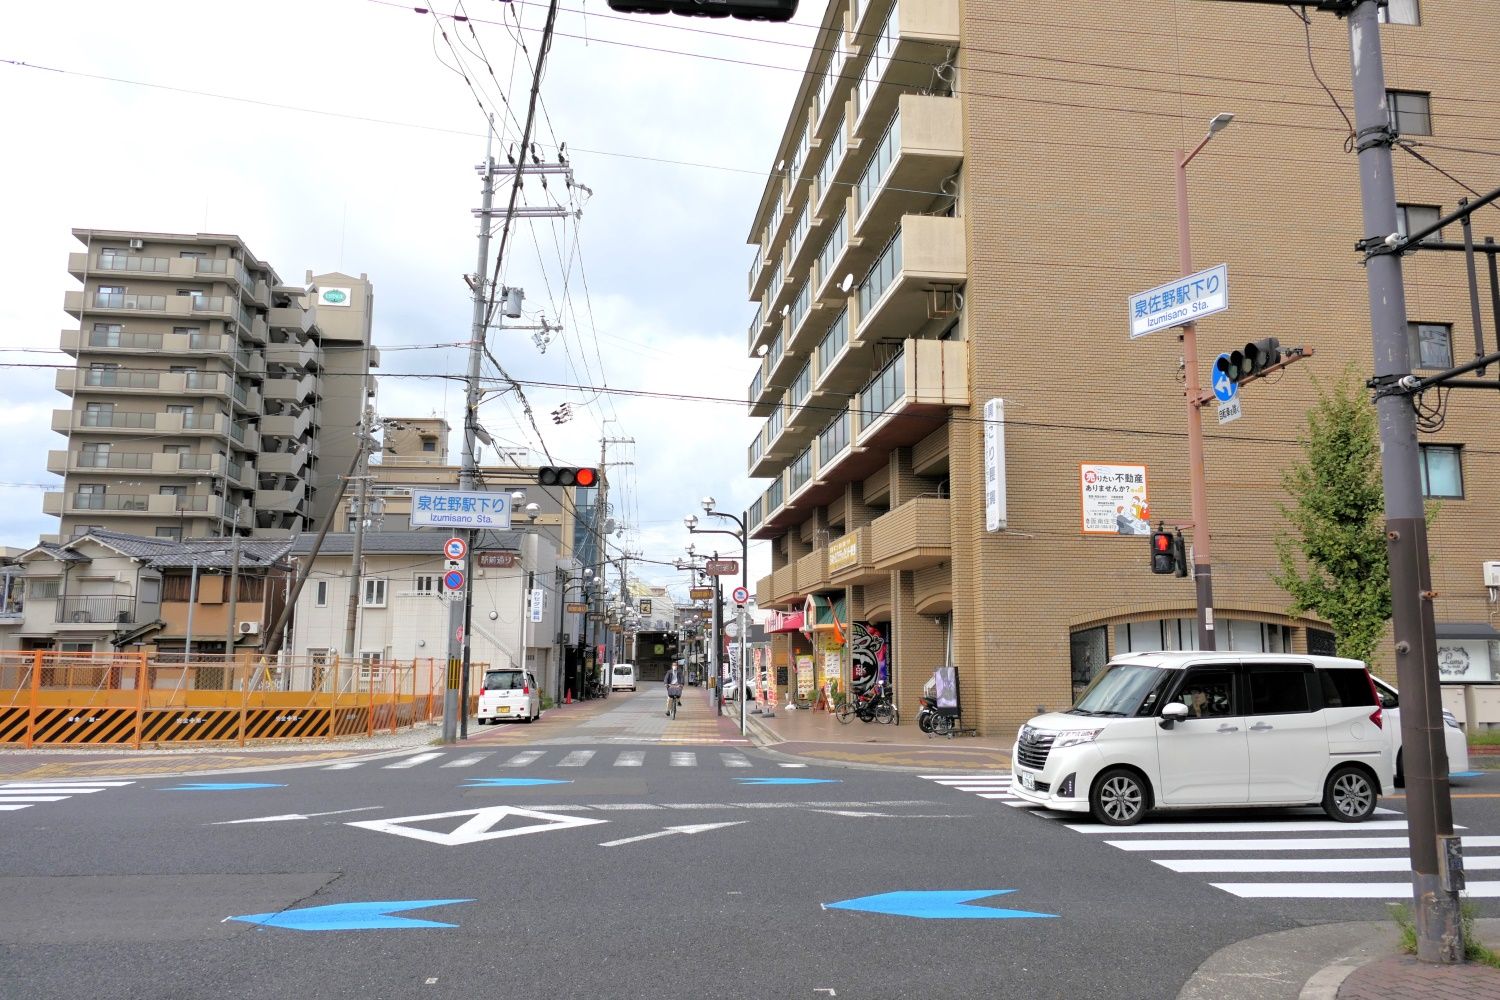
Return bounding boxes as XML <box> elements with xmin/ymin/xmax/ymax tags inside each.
<box><xmin>56</xmin><ymin>492</ymin><xmax>225</xmax><ymax>518</ymax></box>
<box><xmin>854</xmin><ymin>338</ymin><xmax>967</xmax><ymax>447</ymax></box>
<box><xmin>255</xmin><ymin>483</ymin><xmax>307</xmax><ymax>513</ymax></box>
<box><xmin>56</xmin><ymin>595</ymin><xmax>136</xmax><ymax>627</ymax></box>
<box><xmin>260</xmin><ymin>408</ymin><xmax>314</xmax><ymax>441</ymax></box>
<box><xmin>851</xmin><ymin>0</ymin><xmax>959</xmax><ymax>141</ymax></box>
<box><xmin>851</xmin><ymin>215</ymin><xmax>965</xmax><ymax>349</ymax></box>
<box><xmin>48</xmin><ymin>450</ymin><xmax>228</xmax><ymax>477</ymax></box>
<box><xmin>266</xmin><ymin>339</ymin><xmax>318</xmax><ymax>371</ymax></box>
<box><xmin>870</xmin><ymin>496</ymin><xmax>950</xmax><ymax>571</ymax></box>
<box><xmin>827</xmin><ymin>525</ymin><xmax>882</xmax><ymax>584</ymax></box>
<box><xmin>796</xmin><ymin>547</ymin><xmax>829</xmax><ymax>594</ymax></box>
<box><xmin>268</xmin><ymin>305</ymin><xmax>315</xmax><ymax>337</ymax></box>
<box><xmin>853</xmin><ymin>96</ymin><xmax>961</xmax><ymax>240</ymax></box>
<box><xmin>257</xmin><ymin>446</ymin><xmax>310</xmax><ymax>476</ymax></box>
<box><xmin>768</xmin><ymin>564</ymin><xmax>801</xmax><ymax>606</ymax></box>
<box><xmin>52</xmin><ymin>408</ymin><xmax>156</xmax><ymax>434</ymax></box>
<box><xmin>263</xmin><ymin>372</ymin><xmax>319</xmax><ymax>405</ymax></box>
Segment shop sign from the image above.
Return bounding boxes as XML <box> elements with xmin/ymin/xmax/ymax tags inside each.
<box><xmin>476</xmin><ymin>550</ymin><xmax>519</xmax><ymax>568</ymax></box>
<box><xmin>1079</xmin><ymin>463</ymin><xmax>1151</xmax><ymax>536</ymax></box>
<box><xmin>796</xmin><ymin>655</ymin><xmax>815</xmax><ymax>698</ymax></box>
<box><xmin>1437</xmin><ymin>640</ymin><xmax>1494</xmax><ymax>683</ymax></box>
<box><xmin>690</xmin><ymin>587</ymin><xmax>715</xmax><ymax>601</ymax></box>
<box><xmin>828</xmin><ymin>534</ymin><xmax>859</xmax><ymax>573</ymax></box>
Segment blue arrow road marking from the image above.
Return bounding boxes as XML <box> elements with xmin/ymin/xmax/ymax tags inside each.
<box><xmin>735</xmin><ymin>777</ymin><xmax>840</xmax><ymax>786</ymax></box>
<box><xmin>230</xmin><ymin>899</ymin><xmax>475</xmax><ymax>931</ymax></box>
<box><xmin>1452</xmin><ymin>771</ymin><xmax>1483</xmax><ymax>779</ymax></box>
<box><xmin>823</xmin><ymin>890</ymin><xmax>1057</xmax><ymax>920</ymax></box>
<box><xmin>462</xmin><ymin>778</ymin><xmax>570</xmax><ymax>787</ymax></box>
<box><xmin>163</xmin><ymin>782</ymin><xmax>286</xmax><ymax>791</ymax></box>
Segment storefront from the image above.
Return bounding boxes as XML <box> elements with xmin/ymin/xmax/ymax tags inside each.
<box><xmin>1435</xmin><ymin>623</ymin><xmax>1500</xmax><ymax>729</ymax></box>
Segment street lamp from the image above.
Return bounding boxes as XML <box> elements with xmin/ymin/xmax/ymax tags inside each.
<box><xmin>1175</xmin><ymin>112</ymin><xmax>1234</xmax><ymax>651</ymax></box>
<box><xmin>685</xmin><ymin>496</ymin><xmax>750</xmax><ymax>733</ymax></box>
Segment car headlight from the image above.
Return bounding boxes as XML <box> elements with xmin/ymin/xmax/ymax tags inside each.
<box><xmin>1053</xmin><ymin>729</ymin><xmax>1103</xmax><ymax>749</ymax></box>
<box><xmin>1443</xmin><ymin>711</ymin><xmax>1461</xmax><ymax>730</ymax></box>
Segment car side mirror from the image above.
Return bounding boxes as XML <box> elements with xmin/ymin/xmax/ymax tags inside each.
<box><xmin>1380</xmin><ymin>693</ymin><xmax>1397</xmax><ymax>710</ymax></box>
<box><xmin>1159</xmin><ymin>701</ymin><xmax>1190</xmax><ymax>729</ymax></box>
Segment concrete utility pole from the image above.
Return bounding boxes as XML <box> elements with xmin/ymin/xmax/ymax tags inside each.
<box><xmin>224</xmin><ymin>508</ymin><xmax>241</xmax><ymax>656</ymax></box>
<box><xmin>343</xmin><ymin>406</ymin><xmax>371</xmax><ymax>662</ymax></box>
<box><xmin>1343</xmin><ymin>0</ymin><xmax>1462</xmax><ymax>962</ymax></box>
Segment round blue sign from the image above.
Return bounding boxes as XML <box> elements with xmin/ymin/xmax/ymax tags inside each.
<box><xmin>1212</xmin><ymin>354</ymin><xmax>1239</xmax><ymax>403</ymax></box>
<box><xmin>443</xmin><ymin>570</ymin><xmax>465</xmax><ymax>591</ymax></box>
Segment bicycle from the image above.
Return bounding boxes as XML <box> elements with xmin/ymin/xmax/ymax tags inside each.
<box><xmin>666</xmin><ymin>683</ymin><xmax>683</xmax><ymax>720</ymax></box>
<box><xmin>836</xmin><ymin>688</ymin><xmax>897</xmax><ymax>725</ymax></box>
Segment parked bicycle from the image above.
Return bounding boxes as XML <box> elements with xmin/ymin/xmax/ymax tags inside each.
<box><xmin>836</xmin><ymin>685</ymin><xmax>897</xmax><ymax>725</ymax></box>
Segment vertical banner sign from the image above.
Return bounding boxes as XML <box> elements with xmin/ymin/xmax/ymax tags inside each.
<box><xmin>984</xmin><ymin>398</ymin><xmax>1007</xmax><ymax>533</ymax></box>
<box><xmin>529</xmin><ymin>588</ymin><xmax>544</xmax><ymax>623</ymax></box>
<box><xmin>1079</xmin><ymin>463</ymin><xmax>1151</xmax><ymax>536</ymax></box>
<box><xmin>796</xmin><ymin>655</ymin><xmax>815</xmax><ymax>699</ymax></box>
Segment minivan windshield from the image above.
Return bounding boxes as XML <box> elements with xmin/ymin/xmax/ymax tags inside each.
<box><xmin>484</xmin><ymin>670</ymin><xmax>524</xmax><ymax>690</ymax></box>
<box><xmin>1070</xmin><ymin>663</ymin><xmax>1166</xmax><ymax>717</ymax></box>
<box><xmin>613</xmin><ymin>665</ymin><xmax>632</xmax><ymax>676</ymax></box>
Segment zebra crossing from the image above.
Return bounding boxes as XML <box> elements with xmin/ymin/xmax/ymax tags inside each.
<box><xmin>918</xmin><ymin>772</ymin><xmax>1500</xmax><ymax>901</ymax></box>
<box><xmin>327</xmin><ymin>749</ymin><xmax>765</xmax><ymax>772</ymax></box>
<box><xmin>0</xmin><ymin>779</ymin><xmax>134</xmax><ymax>813</ymax></box>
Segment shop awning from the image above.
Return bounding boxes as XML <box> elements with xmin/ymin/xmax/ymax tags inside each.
<box><xmin>765</xmin><ymin>610</ymin><xmax>804</xmax><ymax>634</ymax></box>
<box><xmin>802</xmin><ymin>593</ymin><xmax>848</xmax><ymax>631</ymax></box>
<box><xmin>1436</xmin><ymin>622</ymin><xmax>1500</xmax><ymax>641</ymax></box>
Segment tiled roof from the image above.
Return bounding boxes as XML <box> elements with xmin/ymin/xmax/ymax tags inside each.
<box><xmin>147</xmin><ymin>538</ymin><xmax>295</xmax><ymax>570</ymax></box>
<box><xmin>291</xmin><ymin>531</ymin><xmax>524</xmax><ymax>556</ymax></box>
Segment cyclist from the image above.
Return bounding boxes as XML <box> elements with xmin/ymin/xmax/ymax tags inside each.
<box><xmin>664</xmin><ymin>662</ymin><xmax>685</xmax><ymax>718</ymax></box>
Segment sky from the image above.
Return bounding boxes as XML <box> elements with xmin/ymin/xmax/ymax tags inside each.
<box><xmin>0</xmin><ymin>0</ymin><xmax>827</xmax><ymax>601</ymax></box>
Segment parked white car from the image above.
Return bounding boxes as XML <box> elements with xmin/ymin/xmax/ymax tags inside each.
<box><xmin>1370</xmin><ymin>675</ymin><xmax>1470</xmax><ymax>785</ymax></box>
<box><xmin>477</xmin><ymin>668</ymin><xmax>541</xmax><ymax>724</ymax></box>
<box><xmin>1010</xmin><ymin>651</ymin><xmax>1392</xmax><ymax>825</ymax></box>
<box><xmin>609</xmin><ymin>662</ymin><xmax>637</xmax><ymax>692</ymax></box>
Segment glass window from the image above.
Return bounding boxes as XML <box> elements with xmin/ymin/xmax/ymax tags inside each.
<box><xmin>155</xmin><ymin>527</ymin><xmax>181</xmax><ymax>541</ymax></box>
<box><xmin>1397</xmin><ymin>203</ymin><xmax>1442</xmax><ymax>243</ymax></box>
<box><xmin>1320</xmin><ymin>668</ymin><xmax>1377</xmax><ymax>709</ymax></box>
<box><xmin>1378</xmin><ymin>0</ymin><xmax>1418</xmax><ymax>24</ymax></box>
<box><xmin>1069</xmin><ymin>626</ymin><xmax>1108</xmax><ymax>702</ymax></box>
<box><xmin>1388</xmin><ymin>90</ymin><xmax>1432</xmax><ymax>136</ymax></box>
<box><xmin>485</xmin><ymin>669</ymin><xmax>525</xmax><ymax>690</ymax></box>
<box><xmin>1419</xmin><ymin>444</ymin><xmax>1462</xmax><ymax>498</ymax></box>
<box><xmin>314</xmin><ymin>580</ymin><xmax>328</xmax><ymax>607</ymax></box>
<box><xmin>818</xmin><ymin>409</ymin><xmax>850</xmax><ymax>462</ymax></box>
<box><xmin>1407</xmin><ymin>322</ymin><xmax>1452</xmax><ymax>370</ymax></box>
<box><xmin>818</xmin><ymin>309</ymin><xmax>849</xmax><ymax>375</ymax></box>
<box><xmin>414</xmin><ymin>574</ymin><xmax>437</xmax><ymax>596</ymax></box>
<box><xmin>1170</xmin><ymin>667</ymin><xmax>1237</xmax><ymax>718</ymax></box>
<box><xmin>1248</xmin><ymin>665</ymin><xmax>1313</xmax><ymax>715</ymax></box>
<box><xmin>362</xmin><ymin>578</ymin><xmax>387</xmax><ymax>607</ymax></box>
<box><xmin>1070</xmin><ymin>662</ymin><xmax>1165</xmax><ymax>717</ymax></box>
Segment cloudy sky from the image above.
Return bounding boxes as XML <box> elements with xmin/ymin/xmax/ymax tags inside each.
<box><xmin>1</xmin><ymin>0</ymin><xmax>825</xmax><ymax>598</ymax></box>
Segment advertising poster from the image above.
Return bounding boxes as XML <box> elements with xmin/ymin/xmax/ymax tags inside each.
<box><xmin>850</xmin><ymin>621</ymin><xmax>889</xmax><ymax>696</ymax></box>
<box><xmin>1080</xmin><ymin>463</ymin><xmax>1150</xmax><ymax>535</ymax></box>
<box><xmin>796</xmin><ymin>655</ymin><xmax>815</xmax><ymax>698</ymax></box>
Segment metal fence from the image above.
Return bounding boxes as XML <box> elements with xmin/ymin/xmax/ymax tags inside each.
<box><xmin>0</xmin><ymin>651</ymin><xmax>464</xmax><ymax>747</ymax></box>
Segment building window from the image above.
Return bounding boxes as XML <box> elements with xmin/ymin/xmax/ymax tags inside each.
<box><xmin>362</xmin><ymin>578</ymin><xmax>387</xmax><ymax>608</ymax></box>
<box><xmin>1070</xmin><ymin>626</ymin><xmax>1108</xmax><ymax>702</ymax></box>
<box><xmin>414</xmin><ymin>574</ymin><xmax>438</xmax><ymax>596</ymax></box>
<box><xmin>1419</xmin><ymin>444</ymin><xmax>1463</xmax><ymax>498</ymax></box>
<box><xmin>1397</xmin><ymin>203</ymin><xmax>1443</xmax><ymax>243</ymax></box>
<box><xmin>1388</xmin><ymin>90</ymin><xmax>1432</xmax><ymax>136</ymax></box>
<box><xmin>314</xmin><ymin>580</ymin><xmax>328</xmax><ymax>607</ymax></box>
<box><xmin>155</xmin><ymin>527</ymin><xmax>182</xmax><ymax>541</ymax></box>
<box><xmin>27</xmin><ymin>578</ymin><xmax>61</xmax><ymax>600</ymax></box>
<box><xmin>159</xmin><ymin>485</ymin><xmax>186</xmax><ymax>497</ymax></box>
<box><xmin>1378</xmin><ymin>0</ymin><xmax>1418</xmax><ymax>24</ymax></box>
<box><xmin>360</xmin><ymin>652</ymin><xmax>383</xmax><ymax>684</ymax></box>
<box><xmin>1408</xmin><ymin>322</ymin><xmax>1452</xmax><ymax>370</ymax></box>
<box><xmin>422</xmin><ymin>439</ymin><xmax>436</xmax><ymax>452</ymax></box>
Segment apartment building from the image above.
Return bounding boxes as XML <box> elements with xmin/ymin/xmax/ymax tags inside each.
<box><xmin>744</xmin><ymin>0</ymin><xmax>1500</xmax><ymax>736</ymax></box>
<box><xmin>47</xmin><ymin>230</ymin><xmax>376</xmax><ymax>542</ymax></box>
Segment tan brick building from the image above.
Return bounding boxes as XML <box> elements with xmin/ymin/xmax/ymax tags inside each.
<box><xmin>744</xmin><ymin>0</ymin><xmax>1500</xmax><ymax>737</ymax></box>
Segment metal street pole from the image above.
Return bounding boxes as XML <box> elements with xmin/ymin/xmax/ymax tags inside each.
<box><xmin>1344</xmin><ymin>0</ymin><xmax>1460</xmax><ymax>961</ymax></box>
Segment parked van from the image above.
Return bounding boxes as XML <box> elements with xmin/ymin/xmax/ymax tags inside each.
<box><xmin>610</xmin><ymin>662</ymin><xmax>637</xmax><ymax>692</ymax></box>
<box><xmin>1009</xmin><ymin>651</ymin><xmax>1391</xmax><ymax>826</ymax></box>
<box><xmin>477</xmin><ymin>668</ymin><xmax>542</xmax><ymax>725</ymax></box>
<box><xmin>1370</xmin><ymin>675</ymin><xmax>1471</xmax><ymax>785</ymax></box>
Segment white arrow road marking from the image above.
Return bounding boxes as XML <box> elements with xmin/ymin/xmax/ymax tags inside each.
<box><xmin>212</xmin><ymin>806</ymin><xmax>385</xmax><ymax>825</ymax></box>
<box><xmin>350</xmin><ymin>806</ymin><xmax>606</xmax><ymax>846</ymax></box>
<box><xmin>599</xmin><ymin>821</ymin><xmax>745</xmax><ymax>848</ymax></box>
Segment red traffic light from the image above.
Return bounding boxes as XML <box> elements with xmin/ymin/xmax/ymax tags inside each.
<box><xmin>1153</xmin><ymin>532</ymin><xmax>1173</xmax><ymax>553</ymax></box>
<box><xmin>538</xmin><ymin>467</ymin><xmax>600</xmax><ymax>488</ymax></box>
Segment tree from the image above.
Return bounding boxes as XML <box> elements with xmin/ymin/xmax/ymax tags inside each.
<box><xmin>1273</xmin><ymin>371</ymin><xmax>1391</xmax><ymax>664</ymax></box>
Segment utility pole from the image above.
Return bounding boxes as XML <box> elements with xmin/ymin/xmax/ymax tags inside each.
<box><xmin>343</xmin><ymin>405</ymin><xmax>372</xmax><ymax>662</ymax></box>
<box><xmin>184</xmin><ymin>557</ymin><xmax>199</xmax><ymax>662</ymax></box>
<box><xmin>223</xmin><ymin>507</ymin><xmax>241</xmax><ymax>658</ymax></box>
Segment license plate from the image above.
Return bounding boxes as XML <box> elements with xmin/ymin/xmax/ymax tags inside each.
<box><xmin>1019</xmin><ymin>772</ymin><xmax>1035</xmax><ymax>791</ymax></box>
<box><xmin>498</xmin><ymin>706</ymin><xmax>510</xmax><ymax>714</ymax></box>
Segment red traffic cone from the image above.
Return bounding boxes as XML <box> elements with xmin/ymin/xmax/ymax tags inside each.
<box><xmin>565</xmin><ymin>688</ymin><xmax>572</xmax><ymax>704</ymax></box>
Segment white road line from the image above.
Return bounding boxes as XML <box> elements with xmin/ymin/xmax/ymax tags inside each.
<box><xmin>951</xmin><ymin>785</ymin><xmax>1012</xmax><ymax>792</ymax></box>
<box><xmin>720</xmin><ymin>754</ymin><xmax>752</xmax><ymax>768</ymax></box>
<box><xmin>441</xmin><ymin>754</ymin><xmax>493</xmax><ymax>768</ymax></box>
<box><xmin>1212</xmin><ymin>881</ymin><xmax>1500</xmax><ymax>899</ymax></box>
<box><xmin>557</xmin><ymin>751</ymin><xmax>596</xmax><ymax>767</ymax></box>
<box><xmin>591</xmin><ymin>803</ymin><xmax>664</xmax><ymax>811</ymax></box>
<box><xmin>1109</xmin><ymin>835</ymin><xmax>1500</xmax><ymax>852</ymax></box>
<box><xmin>931</xmin><ymin>779</ymin><xmax>1011</xmax><ymax>787</ymax></box>
<box><xmin>503</xmin><ymin>751</ymin><xmax>545</xmax><ymax>767</ymax></box>
<box><xmin>384</xmin><ymin>752</ymin><xmax>444</xmax><ymax>769</ymax></box>
<box><xmin>614</xmin><ymin>752</ymin><xmax>644</xmax><ymax>767</ymax></box>
<box><xmin>919</xmin><ymin>774</ymin><xmax>1010</xmax><ymax>780</ymax></box>
<box><xmin>2</xmin><ymin>781</ymin><xmax>133</xmax><ymax>789</ymax></box>
<box><xmin>977</xmin><ymin>793</ymin><xmax>1019</xmax><ymax>800</ymax></box>
<box><xmin>670</xmin><ymin>752</ymin><xmax>697</xmax><ymax>767</ymax></box>
<box><xmin>1159</xmin><ymin>855</ymin><xmax>1500</xmax><ymax>874</ymax></box>
<box><xmin>322</xmin><ymin>761</ymin><xmax>364</xmax><ymax>770</ymax></box>
<box><xmin>0</xmin><ymin>795</ymin><xmax>71</xmax><ymax>803</ymax></box>
<box><xmin>779</xmin><ymin>763</ymin><xmax>808</xmax><ymax>768</ymax></box>
<box><xmin>0</xmin><ymin>804</ymin><xmax>32</xmax><ymax>811</ymax></box>
<box><xmin>1070</xmin><ymin>819</ymin><xmax>1416</xmax><ymax>835</ymax></box>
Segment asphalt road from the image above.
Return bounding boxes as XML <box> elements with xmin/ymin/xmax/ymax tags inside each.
<box><xmin>2</xmin><ymin>686</ymin><xmax>1496</xmax><ymax>1000</ymax></box>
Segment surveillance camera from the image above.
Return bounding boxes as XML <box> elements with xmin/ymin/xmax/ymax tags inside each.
<box><xmin>1385</xmin><ymin>232</ymin><xmax>1401</xmax><ymax>248</ymax></box>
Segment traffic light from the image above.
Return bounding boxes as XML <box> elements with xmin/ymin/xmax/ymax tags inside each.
<box><xmin>1151</xmin><ymin>529</ymin><xmax>1176</xmax><ymax>575</ymax></box>
<box><xmin>537</xmin><ymin>467</ymin><xmax>599</xmax><ymax>488</ymax></box>
<box><xmin>1215</xmin><ymin>337</ymin><xmax>1282</xmax><ymax>387</ymax></box>
<box><xmin>606</xmin><ymin>0</ymin><xmax>797</xmax><ymax>21</ymax></box>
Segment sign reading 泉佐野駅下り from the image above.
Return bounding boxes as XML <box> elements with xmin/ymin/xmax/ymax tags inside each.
<box><xmin>411</xmin><ymin>490</ymin><xmax>512</xmax><ymax>529</ymax></box>
<box><xmin>1128</xmin><ymin>264</ymin><xmax>1227</xmax><ymax>339</ymax></box>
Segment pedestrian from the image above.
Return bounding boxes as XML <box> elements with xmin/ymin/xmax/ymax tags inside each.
<box><xmin>664</xmin><ymin>662</ymin><xmax>685</xmax><ymax>717</ymax></box>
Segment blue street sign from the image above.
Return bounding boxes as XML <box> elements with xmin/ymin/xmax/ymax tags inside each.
<box><xmin>735</xmin><ymin>777</ymin><xmax>840</xmax><ymax>786</ymax></box>
<box><xmin>1213</xmin><ymin>354</ymin><xmax>1239</xmax><ymax>403</ymax></box>
<box><xmin>443</xmin><ymin>569</ymin><xmax>465</xmax><ymax>591</ymax></box>
<box><xmin>463</xmin><ymin>778</ymin><xmax>570</xmax><ymax>787</ymax></box>
<box><xmin>229</xmin><ymin>899</ymin><xmax>475</xmax><ymax>931</ymax></box>
<box><xmin>162</xmin><ymin>783</ymin><xmax>286</xmax><ymax>791</ymax></box>
<box><xmin>823</xmin><ymin>890</ymin><xmax>1057</xmax><ymax>920</ymax></box>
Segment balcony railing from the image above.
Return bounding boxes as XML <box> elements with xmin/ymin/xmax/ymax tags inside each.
<box><xmin>97</xmin><ymin>254</ymin><xmax>169</xmax><ymax>273</ymax></box>
<box><xmin>858</xmin><ymin>230</ymin><xmax>902</xmax><ymax>319</ymax></box>
<box><xmin>818</xmin><ymin>409</ymin><xmax>850</xmax><ymax>464</ymax></box>
<box><xmin>788</xmin><ymin>445</ymin><xmax>813</xmax><ymax>494</ymax></box>
<box><xmin>71</xmin><ymin>493</ymin><xmax>149</xmax><ymax>511</ymax></box>
<box><xmin>859</xmin><ymin>349</ymin><xmax>907</xmax><ymax>421</ymax></box>
<box><xmin>80</xmin><ymin>410</ymin><xmax>156</xmax><ymax>429</ymax></box>
<box><xmin>56</xmin><ymin>595</ymin><xmax>135</xmax><ymax>625</ymax></box>
<box><xmin>178</xmin><ymin>453</ymin><xmax>215</xmax><ymax>471</ymax></box>
<box><xmin>75</xmin><ymin>451</ymin><xmax>153</xmax><ymax>470</ymax></box>
<box><xmin>93</xmin><ymin>293</ymin><xmax>166</xmax><ymax>311</ymax></box>
<box><xmin>817</xmin><ymin>308</ymin><xmax>849</xmax><ymax>377</ymax></box>
<box><xmin>88</xmin><ymin>330</ymin><xmax>162</xmax><ymax>350</ymax></box>
<box><xmin>84</xmin><ymin>369</ymin><xmax>159</xmax><ymax>389</ymax></box>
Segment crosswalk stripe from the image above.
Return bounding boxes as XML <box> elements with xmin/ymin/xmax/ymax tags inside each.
<box><xmin>441</xmin><ymin>754</ymin><xmax>493</xmax><ymax>768</ymax></box>
<box><xmin>614</xmin><ymin>752</ymin><xmax>644</xmax><ymax>767</ymax></box>
<box><xmin>322</xmin><ymin>761</ymin><xmax>364</xmax><ymax>770</ymax></box>
<box><xmin>720</xmin><ymin>754</ymin><xmax>751</xmax><ymax>768</ymax></box>
<box><xmin>919</xmin><ymin>774</ymin><xmax>1010</xmax><ymax>780</ymax></box>
<box><xmin>931</xmin><ymin>779</ymin><xmax>1011</xmax><ymax>787</ymax></box>
<box><xmin>2</xmin><ymin>781</ymin><xmax>133</xmax><ymax>789</ymax></box>
<box><xmin>977</xmin><ymin>793</ymin><xmax>1019</xmax><ymax>800</ymax></box>
<box><xmin>1158</xmin><ymin>855</ymin><xmax>1500</xmax><ymax>874</ymax></box>
<box><xmin>0</xmin><ymin>804</ymin><xmax>31</xmax><ymax>811</ymax></box>
<box><xmin>1212</xmin><ymin>881</ymin><xmax>1500</xmax><ymax>899</ymax></box>
<box><xmin>503</xmin><ymin>751</ymin><xmax>545</xmax><ymax>767</ymax></box>
<box><xmin>670</xmin><ymin>752</ymin><xmax>697</xmax><ymax>767</ymax></box>
<box><xmin>0</xmin><ymin>795</ymin><xmax>71</xmax><ymax>803</ymax></box>
<box><xmin>1071</xmin><ymin>819</ymin><xmax>1415</xmax><ymax>835</ymax></box>
<box><xmin>779</xmin><ymin>763</ymin><xmax>807</xmax><ymax>768</ymax></box>
<box><xmin>1108</xmin><ymin>835</ymin><xmax>1500</xmax><ymax>852</ymax></box>
<box><xmin>558</xmin><ymin>751</ymin><xmax>596</xmax><ymax>767</ymax></box>
<box><xmin>385</xmin><ymin>752</ymin><xmax>443</xmax><ymax>769</ymax></box>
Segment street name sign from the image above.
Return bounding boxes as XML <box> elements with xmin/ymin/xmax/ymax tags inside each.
<box><xmin>1218</xmin><ymin>397</ymin><xmax>1243</xmax><ymax>424</ymax></box>
<box><xmin>690</xmin><ymin>587</ymin><xmax>715</xmax><ymax>600</ymax></box>
<box><xmin>705</xmin><ymin>559</ymin><xmax>739</xmax><ymax>576</ymax></box>
<box><xmin>1128</xmin><ymin>263</ymin><xmax>1228</xmax><ymax>339</ymax></box>
<box><xmin>410</xmin><ymin>490</ymin><xmax>512</xmax><ymax>529</ymax></box>
<box><xmin>565</xmin><ymin>602</ymin><xmax>588</xmax><ymax>614</ymax></box>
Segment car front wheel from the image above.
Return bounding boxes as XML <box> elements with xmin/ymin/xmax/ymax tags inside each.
<box><xmin>1090</xmin><ymin>768</ymin><xmax>1148</xmax><ymax>826</ymax></box>
<box><xmin>1322</xmin><ymin>765</ymin><xmax>1377</xmax><ymax>822</ymax></box>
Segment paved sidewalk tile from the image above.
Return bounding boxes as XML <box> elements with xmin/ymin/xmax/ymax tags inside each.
<box><xmin>1338</xmin><ymin>955</ymin><xmax>1500</xmax><ymax>998</ymax></box>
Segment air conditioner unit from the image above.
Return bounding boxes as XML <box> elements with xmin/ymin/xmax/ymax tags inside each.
<box><xmin>1485</xmin><ymin>562</ymin><xmax>1500</xmax><ymax>588</ymax></box>
<box><xmin>128</xmin><ymin>238</ymin><xmax>144</xmax><ymax>250</ymax></box>
<box><xmin>238</xmin><ymin>620</ymin><xmax>260</xmax><ymax>635</ymax></box>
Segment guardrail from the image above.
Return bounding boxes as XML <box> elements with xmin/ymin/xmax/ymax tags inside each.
<box><xmin>0</xmin><ymin>652</ymin><xmax>462</xmax><ymax>748</ymax></box>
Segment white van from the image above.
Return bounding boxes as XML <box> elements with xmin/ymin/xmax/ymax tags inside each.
<box><xmin>609</xmin><ymin>662</ymin><xmax>637</xmax><ymax>692</ymax></box>
<box><xmin>477</xmin><ymin>668</ymin><xmax>541</xmax><ymax>725</ymax></box>
<box><xmin>1370</xmin><ymin>675</ymin><xmax>1471</xmax><ymax>784</ymax></box>
<box><xmin>1010</xmin><ymin>651</ymin><xmax>1391</xmax><ymax>826</ymax></box>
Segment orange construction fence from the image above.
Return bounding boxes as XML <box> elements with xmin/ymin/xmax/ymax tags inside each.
<box><xmin>0</xmin><ymin>651</ymin><xmax>472</xmax><ymax>748</ymax></box>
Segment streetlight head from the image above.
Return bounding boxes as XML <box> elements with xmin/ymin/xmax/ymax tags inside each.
<box><xmin>700</xmin><ymin>496</ymin><xmax>715</xmax><ymax>513</ymax></box>
<box><xmin>510</xmin><ymin>490</ymin><xmax>526</xmax><ymax>502</ymax></box>
<box><xmin>684</xmin><ymin>514</ymin><xmax>698</xmax><ymax>530</ymax></box>
<box><xmin>1208</xmin><ymin>113</ymin><xmax>1234</xmax><ymax>134</ymax></box>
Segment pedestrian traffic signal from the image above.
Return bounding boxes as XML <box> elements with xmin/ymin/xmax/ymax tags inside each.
<box><xmin>1215</xmin><ymin>337</ymin><xmax>1283</xmax><ymax>387</ymax></box>
<box><xmin>537</xmin><ymin>467</ymin><xmax>599</xmax><ymax>488</ymax></box>
<box><xmin>1151</xmin><ymin>530</ymin><xmax>1176</xmax><ymax>575</ymax></box>
<box><xmin>606</xmin><ymin>0</ymin><xmax>797</xmax><ymax>21</ymax></box>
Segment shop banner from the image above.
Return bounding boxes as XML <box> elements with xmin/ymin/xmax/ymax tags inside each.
<box><xmin>796</xmin><ymin>655</ymin><xmax>815</xmax><ymax>698</ymax></box>
<box><xmin>850</xmin><ymin>621</ymin><xmax>889</xmax><ymax>695</ymax></box>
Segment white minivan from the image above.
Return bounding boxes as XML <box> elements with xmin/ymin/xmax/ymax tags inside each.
<box><xmin>1370</xmin><ymin>675</ymin><xmax>1471</xmax><ymax>785</ymax></box>
<box><xmin>477</xmin><ymin>667</ymin><xmax>542</xmax><ymax>725</ymax></box>
<box><xmin>609</xmin><ymin>662</ymin><xmax>637</xmax><ymax>692</ymax></box>
<box><xmin>1010</xmin><ymin>651</ymin><xmax>1391</xmax><ymax>826</ymax></box>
